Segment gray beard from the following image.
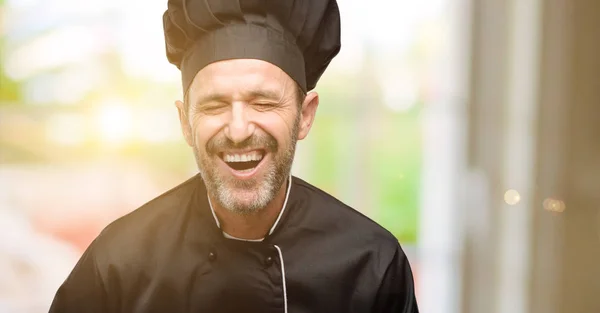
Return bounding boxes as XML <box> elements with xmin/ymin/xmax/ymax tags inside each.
<box><xmin>194</xmin><ymin>119</ymin><xmax>299</xmax><ymax>215</ymax></box>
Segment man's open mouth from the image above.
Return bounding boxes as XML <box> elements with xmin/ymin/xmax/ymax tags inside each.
<box><xmin>220</xmin><ymin>150</ymin><xmax>265</xmax><ymax>172</ymax></box>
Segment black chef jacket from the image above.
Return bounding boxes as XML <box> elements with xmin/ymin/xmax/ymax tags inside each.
<box><xmin>49</xmin><ymin>174</ymin><xmax>419</xmax><ymax>313</ymax></box>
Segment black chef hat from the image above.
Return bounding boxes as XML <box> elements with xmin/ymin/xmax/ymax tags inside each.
<box><xmin>162</xmin><ymin>0</ymin><xmax>341</xmax><ymax>94</ymax></box>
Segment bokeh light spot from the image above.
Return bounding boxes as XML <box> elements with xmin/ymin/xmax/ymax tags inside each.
<box><xmin>504</xmin><ymin>189</ymin><xmax>521</xmax><ymax>205</ymax></box>
<box><xmin>543</xmin><ymin>198</ymin><xmax>566</xmax><ymax>213</ymax></box>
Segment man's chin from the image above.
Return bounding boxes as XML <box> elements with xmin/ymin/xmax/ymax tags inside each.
<box><xmin>221</xmin><ymin>199</ymin><xmax>266</xmax><ymax>215</ymax></box>
<box><xmin>219</xmin><ymin>177</ymin><xmax>262</xmax><ymax>192</ymax></box>
<box><xmin>215</xmin><ymin>187</ymin><xmax>269</xmax><ymax>212</ymax></box>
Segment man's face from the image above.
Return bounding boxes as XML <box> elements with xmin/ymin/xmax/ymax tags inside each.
<box><xmin>176</xmin><ymin>59</ymin><xmax>318</xmax><ymax>215</ymax></box>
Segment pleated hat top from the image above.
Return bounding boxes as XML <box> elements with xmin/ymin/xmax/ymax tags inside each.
<box><xmin>163</xmin><ymin>0</ymin><xmax>342</xmax><ymax>94</ymax></box>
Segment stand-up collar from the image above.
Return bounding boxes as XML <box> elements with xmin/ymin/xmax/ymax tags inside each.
<box><xmin>207</xmin><ymin>175</ymin><xmax>293</xmax><ymax>242</ymax></box>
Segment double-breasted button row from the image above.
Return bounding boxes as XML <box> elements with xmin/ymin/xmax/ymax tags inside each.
<box><xmin>207</xmin><ymin>250</ymin><xmax>275</xmax><ymax>268</ymax></box>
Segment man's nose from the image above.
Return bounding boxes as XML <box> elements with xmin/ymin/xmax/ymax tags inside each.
<box><xmin>224</xmin><ymin>102</ymin><xmax>255</xmax><ymax>144</ymax></box>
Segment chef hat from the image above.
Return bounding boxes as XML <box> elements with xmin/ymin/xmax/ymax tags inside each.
<box><xmin>162</xmin><ymin>0</ymin><xmax>341</xmax><ymax>94</ymax></box>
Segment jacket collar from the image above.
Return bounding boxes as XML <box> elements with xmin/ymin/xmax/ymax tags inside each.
<box><xmin>206</xmin><ymin>175</ymin><xmax>293</xmax><ymax>241</ymax></box>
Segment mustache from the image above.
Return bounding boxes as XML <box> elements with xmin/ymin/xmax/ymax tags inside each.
<box><xmin>206</xmin><ymin>133</ymin><xmax>278</xmax><ymax>155</ymax></box>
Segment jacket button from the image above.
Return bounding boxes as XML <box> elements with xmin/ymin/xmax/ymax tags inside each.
<box><xmin>208</xmin><ymin>251</ymin><xmax>217</xmax><ymax>262</ymax></box>
<box><xmin>265</xmin><ymin>256</ymin><xmax>274</xmax><ymax>267</ymax></box>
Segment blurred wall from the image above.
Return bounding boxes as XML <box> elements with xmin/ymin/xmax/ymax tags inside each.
<box><xmin>553</xmin><ymin>0</ymin><xmax>600</xmax><ymax>312</ymax></box>
<box><xmin>461</xmin><ymin>0</ymin><xmax>600</xmax><ymax>312</ymax></box>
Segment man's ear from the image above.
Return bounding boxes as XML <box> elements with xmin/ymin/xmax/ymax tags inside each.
<box><xmin>297</xmin><ymin>91</ymin><xmax>319</xmax><ymax>140</ymax></box>
<box><xmin>175</xmin><ymin>100</ymin><xmax>194</xmax><ymax>147</ymax></box>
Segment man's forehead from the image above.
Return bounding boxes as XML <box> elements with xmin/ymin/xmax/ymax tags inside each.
<box><xmin>192</xmin><ymin>80</ymin><xmax>290</xmax><ymax>98</ymax></box>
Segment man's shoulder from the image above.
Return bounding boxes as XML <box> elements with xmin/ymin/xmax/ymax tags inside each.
<box><xmin>291</xmin><ymin>176</ymin><xmax>400</xmax><ymax>246</ymax></box>
<box><xmin>91</xmin><ymin>174</ymin><xmax>201</xmax><ymax>257</ymax></box>
<box><xmin>289</xmin><ymin>177</ymin><xmax>406</xmax><ymax>273</ymax></box>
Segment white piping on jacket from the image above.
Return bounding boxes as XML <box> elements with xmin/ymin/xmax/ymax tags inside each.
<box><xmin>268</xmin><ymin>174</ymin><xmax>292</xmax><ymax>236</ymax></box>
<box><xmin>273</xmin><ymin>245</ymin><xmax>288</xmax><ymax>313</ymax></box>
<box><xmin>208</xmin><ymin>195</ymin><xmax>221</xmax><ymax>228</ymax></box>
<box><xmin>222</xmin><ymin>232</ymin><xmax>263</xmax><ymax>242</ymax></box>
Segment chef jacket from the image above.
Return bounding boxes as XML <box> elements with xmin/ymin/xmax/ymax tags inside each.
<box><xmin>49</xmin><ymin>174</ymin><xmax>419</xmax><ymax>312</ymax></box>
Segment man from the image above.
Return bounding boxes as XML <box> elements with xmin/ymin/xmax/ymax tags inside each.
<box><xmin>49</xmin><ymin>0</ymin><xmax>419</xmax><ymax>312</ymax></box>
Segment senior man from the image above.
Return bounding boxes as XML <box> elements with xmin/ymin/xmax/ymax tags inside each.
<box><xmin>49</xmin><ymin>0</ymin><xmax>419</xmax><ymax>312</ymax></box>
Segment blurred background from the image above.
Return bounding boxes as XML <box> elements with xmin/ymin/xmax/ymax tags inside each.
<box><xmin>1</xmin><ymin>0</ymin><xmax>599</xmax><ymax>312</ymax></box>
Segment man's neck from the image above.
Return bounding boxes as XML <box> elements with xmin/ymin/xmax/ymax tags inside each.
<box><xmin>209</xmin><ymin>178</ymin><xmax>290</xmax><ymax>240</ymax></box>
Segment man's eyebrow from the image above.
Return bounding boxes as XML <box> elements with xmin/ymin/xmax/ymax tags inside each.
<box><xmin>245</xmin><ymin>89</ymin><xmax>283</xmax><ymax>101</ymax></box>
<box><xmin>195</xmin><ymin>93</ymin><xmax>230</xmax><ymax>107</ymax></box>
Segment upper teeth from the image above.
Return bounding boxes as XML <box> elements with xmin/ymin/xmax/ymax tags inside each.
<box><xmin>224</xmin><ymin>151</ymin><xmax>263</xmax><ymax>163</ymax></box>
